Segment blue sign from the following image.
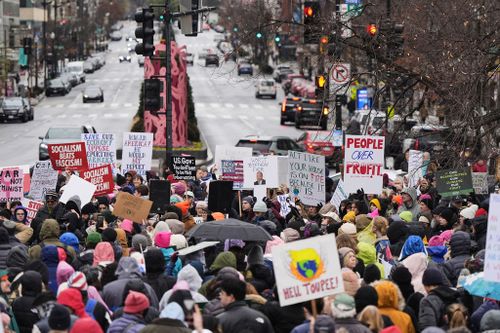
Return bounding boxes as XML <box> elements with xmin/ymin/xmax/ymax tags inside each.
<box><xmin>357</xmin><ymin>88</ymin><xmax>372</xmax><ymax>110</ymax></box>
<box><xmin>345</xmin><ymin>0</ymin><xmax>362</xmax><ymax>4</ymax></box>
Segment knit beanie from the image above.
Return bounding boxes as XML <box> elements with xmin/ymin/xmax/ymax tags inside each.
<box><xmin>67</xmin><ymin>271</ymin><xmax>88</xmax><ymax>291</ymax></box>
<box><xmin>419</xmin><ymin>198</ymin><xmax>433</xmax><ymax>211</ymax></box>
<box><xmin>121</xmin><ymin>219</ymin><xmax>133</xmax><ymax>233</ymax></box>
<box><xmin>280</xmin><ymin>228</ymin><xmax>300</xmax><ymax>243</ymax></box>
<box><xmin>132</xmin><ymin>234</ymin><xmax>149</xmax><ymax>252</ymax></box>
<box><xmin>460</xmin><ymin>204</ymin><xmax>478</xmax><ymax>220</ymax></box>
<box><xmin>48</xmin><ymin>304</ymin><xmax>71</xmax><ymax>330</ymax></box>
<box><xmin>242</xmin><ymin>196</ymin><xmax>254</xmax><ymax>206</ymax></box>
<box><xmin>363</xmin><ymin>264</ymin><xmax>381</xmax><ymax>284</ymax></box>
<box><xmin>481</xmin><ymin>309</ymin><xmax>500</xmax><ymax>331</ymax></box>
<box><xmin>342</xmin><ymin>211</ymin><xmax>356</xmax><ymax>223</ymax></box>
<box><xmin>399</xmin><ymin>211</ymin><xmax>413</xmax><ymax>223</ymax></box>
<box><xmin>57</xmin><ymin>287</ymin><xmax>86</xmax><ymax>317</ymax></box>
<box><xmin>124</xmin><ymin>291</ymin><xmax>150</xmax><ymax>314</ymax></box>
<box><xmin>100</xmin><ymin>210</ymin><xmax>116</xmax><ymax>224</ymax></box>
<box><xmin>86</xmin><ymin>232</ymin><xmax>102</xmax><ymax>247</ymax></box>
<box><xmin>170</xmin><ymin>234</ymin><xmax>188</xmax><ymax>250</ymax></box>
<box><xmin>439</xmin><ymin>208</ymin><xmax>455</xmax><ymax>223</ymax></box>
<box><xmin>253</xmin><ymin>201</ymin><xmax>268</xmax><ymax>213</ymax></box>
<box><xmin>475</xmin><ymin>208</ymin><xmax>488</xmax><ymax>217</ymax></box>
<box><xmin>70</xmin><ymin>317</ymin><xmax>104</xmax><ymax>333</ymax></box>
<box><xmin>314</xmin><ymin>315</ymin><xmax>336</xmax><ymax>333</ymax></box>
<box><xmin>338</xmin><ymin>222</ymin><xmax>357</xmax><ymax>236</ymax></box>
<box><xmin>369</xmin><ymin>198</ymin><xmax>381</xmax><ymax>211</ymax></box>
<box><xmin>101</xmin><ymin>228</ymin><xmax>117</xmax><ymax>242</ymax></box>
<box><xmin>440</xmin><ymin>230</ymin><xmax>453</xmax><ymax>243</ymax></box>
<box><xmin>331</xmin><ymin>293</ymin><xmax>356</xmax><ymax>318</ymax></box>
<box><xmin>428</xmin><ymin>235</ymin><xmax>444</xmax><ymax>247</ymax></box>
<box><xmin>354</xmin><ymin>286</ymin><xmax>378</xmax><ymax>314</ymax></box>
<box><xmin>172</xmin><ymin>182</ymin><xmax>187</xmax><ymax>196</ymax></box>
<box><xmin>422</xmin><ymin>268</ymin><xmax>444</xmax><ymax>286</ymax></box>
<box><xmin>154</xmin><ymin>231</ymin><xmax>172</xmax><ymax>248</ymax></box>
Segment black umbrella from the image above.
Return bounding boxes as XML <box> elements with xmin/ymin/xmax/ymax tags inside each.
<box><xmin>187</xmin><ymin>218</ymin><xmax>273</xmax><ymax>242</ymax></box>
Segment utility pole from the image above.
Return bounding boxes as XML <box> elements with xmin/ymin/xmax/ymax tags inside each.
<box><xmin>334</xmin><ymin>0</ymin><xmax>342</xmax><ymax>130</ymax></box>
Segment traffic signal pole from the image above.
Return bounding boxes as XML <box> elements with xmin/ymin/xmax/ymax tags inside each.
<box><xmin>334</xmin><ymin>0</ymin><xmax>342</xmax><ymax>130</ymax></box>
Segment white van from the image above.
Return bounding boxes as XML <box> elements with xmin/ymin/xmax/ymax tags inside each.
<box><xmin>255</xmin><ymin>79</ymin><xmax>277</xmax><ymax>99</ymax></box>
<box><xmin>65</xmin><ymin>61</ymin><xmax>86</xmax><ymax>83</ymax></box>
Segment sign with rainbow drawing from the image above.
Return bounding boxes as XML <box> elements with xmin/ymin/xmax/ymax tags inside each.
<box><xmin>271</xmin><ymin>234</ymin><xmax>344</xmax><ymax>306</ymax></box>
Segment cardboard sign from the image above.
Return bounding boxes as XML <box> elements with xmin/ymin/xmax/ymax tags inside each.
<box><xmin>215</xmin><ymin>145</ymin><xmax>252</xmax><ymax>173</ymax></box>
<box><xmin>484</xmin><ymin>194</ymin><xmax>500</xmax><ymax>282</ymax></box>
<box><xmin>121</xmin><ymin>132</ymin><xmax>153</xmax><ymax>177</ymax></box>
<box><xmin>113</xmin><ymin>191</ymin><xmax>153</xmax><ymax>222</ymax></box>
<box><xmin>221</xmin><ymin>160</ymin><xmax>245</xmax><ymax>190</ymax></box>
<box><xmin>48</xmin><ymin>142</ymin><xmax>89</xmax><ymax>171</ymax></box>
<box><xmin>171</xmin><ymin>156</ymin><xmax>196</xmax><ymax>181</ymax></box>
<box><xmin>0</xmin><ymin>167</ymin><xmax>23</xmax><ymax>202</ymax></box>
<box><xmin>472</xmin><ymin>172</ymin><xmax>489</xmax><ymax>195</ymax></box>
<box><xmin>408</xmin><ymin>150</ymin><xmax>424</xmax><ymax>187</ymax></box>
<box><xmin>21</xmin><ymin>198</ymin><xmax>44</xmax><ymax>224</ymax></box>
<box><xmin>81</xmin><ymin>133</ymin><xmax>117</xmax><ymax>170</ymax></box>
<box><xmin>330</xmin><ymin>179</ymin><xmax>348</xmax><ymax>211</ymax></box>
<box><xmin>436</xmin><ymin>168</ymin><xmax>473</xmax><ymax>197</ymax></box>
<box><xmin>29</xmin><ymin>161</ymin><xmax>59</xmax><ymax>201</ymax></box>
<box><xmin>343</xmin><ymin>135</ymin><xmax>385</xmax><ymax>195</ymax></box>
<box><xmin>272</xmin><ymin>234</ymin><xmax>344</xmax><ymax>306</ymax></box>
<box><xmin>59</xmin><ymin>175</ymin><xmax>96</xmax><ymax>206</ymax></box>
<box><xmin>243</xmin><ymin>156</ymin><xmax>279</xmax><ymax>189</ymax></box>
<box><xmin>288</xmin><ymin>151</ymin><xmax>326</xmax><ymax>205</ymax></box>
<box><xmin>81</xmin><ymin>165</ymin><xmax>114</xmax><ymax>196</ymax></box>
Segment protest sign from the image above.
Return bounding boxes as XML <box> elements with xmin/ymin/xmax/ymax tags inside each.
<box><xmin>215</xmin><ymin>145</ymin><xmax>252</xmax><ymax>172</ymax></box>
<box><xmin>272</xmin><ymin>234</ymin><xmax>344</xmax><ymax>306</ymax></box>
<box><xmin>472</xmin><ymin>172</ymin><xmax>489</xmax><ymax>195</ymax></box>
<box><xmin>330</xmin><ymin>179</ymin><xmax>348</xmax><ymax>211</ymax></box>
<box><xmin>81</xmin><ymin>133</ymin><xmax>117</xmax><ymax>170</ymax></box>
<box><xmin>220</xmin><ymin>160</ymin><xmax>245</xmax><ymax>190</ymax></box>
<box><xmin>2</xmin><ymin>164</ymin><xmax>31</xmax><ymax>195</ymax></box>
<box><xmin>0</xmin><ymin>167</ymin><xmax>23</xmax><ymax>202</ymax></box>
<box><xmin>484</xmin><ymin>194</ymin><xmax>500</xmax><ymax>282</ymax></box>
<box><xmin>408</xmin><ymin>150</ymin><xmax>424</xmax><ymax>187</ymax></box>
<box><xmin>332</xmin><ymin>130</ymin><xmax>343</xmax><ymax>147</ymax></box>
<box><xmin>121</xmin><ymin>132</ymin><xmax>153</xmax><ymax>176</ymax></box>
<box><xmin>29</xmin><ymin>161</ymin><xmax>59</xmax><ymax>201</ymax></box>
<box><xmin>81</xmin><ymin>165</ymin><xmax>114</xmax><ymax>197</ymax></box>
<box><xmin>436</xmin><ymin>168</ymin><xmax>473</xmax><ymax>197</ymax></box>
<box><xmin>243</xmin><ymin>156</ymin><xmax>279</xmax><ymax>188</ymax></box>
<box><xmin>171</xmin><ymin>156</ymin><xmax>196</xmax><ymax>181</ymax></box>
<box><xmin>114</xmin><ymin>191</ymin><xmax>153</xmax><ymax>222</ymax></box>
<box><xmin>343</xmin><ymin>135</ymin><xmax>385</xmax><ymax>195</ymax></box>
<box><xmin>21</xmin><ymin>198</ymin><xmax>44</xmax><ymax>224</ymax></box>
<box><xmin>48</xmin><ymin>142</ymin><xmax>88</xmax><ymax>171</ymax></box>
<box><xmin>277</xmin><ymin>156</ymin><xmax>289</xmax><ymax>186</ymax></box>
<box><xmin>253</xmin><ymin>185</ymin><xmax>267</xmax><ymax>203</ymax></box>
<box><xmin>288</xmin><ymin>151</ymin><xmax>325</xmax><ymax>206</ymax></box>
<box><xmin>277</xmin><ymin>194</ymin><xmax>292</xmax><ymax>217</ymax></box>
<box><xmin>59</xmin><ymin>175</ymin><xmax>96</xmax><ymax>206</ymax></box>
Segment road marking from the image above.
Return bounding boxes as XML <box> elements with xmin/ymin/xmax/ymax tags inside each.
<box><xmin>238</xmin><ymin>104</ymin><xmax>249</xmax><ymax>108</ymax></box>
<box><xmin>118</xmin><ymin>113</ymin><xmax>130</xmax><ymax>118</ymax></box>
<box><xmin>57</xmin><ymin>114</ymin><xmax>67</xmax><ymax>119</ymax></box>
<box><xmin>239</xmin><ymin>115</ymin><xmax>248</xmax><ymax>120</ymax></box>
<box><xmin>111</xmin><ymin>103</ymin><xmax>119</xmax><ymax>108</ymax></box>
<box><xmin>209</xmin><ymin>103</ymin><xmax>220</xmax><ymax>109</ymax></box>
<box><xmin>221</xmin><ymin>115</ymin><xmax>232</xmax><ymax>119</ymax></box>
<box><xmin>56</xmin><ymin>104</ymin><xmax>64</xmax><ymax>108</ymax></box>
<box><xmin>123</xmin><ymin>103</ymin><xmax>133</xmax><ymax>107</ymax></box>
<box><xmin>103</xmin><ymin>113</ymin><xmax>113</xmax><ymax>118</ymax></box>
<box><xmin>224</xmin><ymin>103</ymin><xmax>234</xmax><ymax>108</ymax></box>
<box><xmin>254</xmin><ymin>104</ymin><xmax>263</xmax><ymax>109</ymax></box>
<box><xmin>72</xmin><ymin>114</ymin><xmax>83</xmax><ymax>118</ymax></box>
<box><xmin>89</xmin><ymin>113</ymin><xmax>98</xmax><ymax>118</ymax></box>
<box><xmin>256</xmin><ymin>116</ymin><xmax>264</xmax><ymax>120</ymax></box>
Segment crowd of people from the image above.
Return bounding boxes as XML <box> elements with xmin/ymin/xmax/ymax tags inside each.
<box><xmin>0</xmin><ymin>163</ymin><xmax>497</xmax><ymax>333</ymax></box>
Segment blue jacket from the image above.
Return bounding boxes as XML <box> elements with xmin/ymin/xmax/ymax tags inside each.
<box><xmin>160</xmin><ymin>247</ymin><xmax>182</xmax><ymax>277</ymax></box>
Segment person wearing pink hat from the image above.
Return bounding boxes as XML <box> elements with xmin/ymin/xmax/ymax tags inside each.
<box><xmin>154</xmin><ymin>231</ymin><xmax>182</xmax><ymax>277</ymax></box>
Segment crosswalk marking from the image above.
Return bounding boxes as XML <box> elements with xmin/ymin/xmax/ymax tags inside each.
<box><xmin>221</xmin><ymin>115</ymin><xmax>232</xmax><ymax>119</ymax></box>
<box><xmin>56</xmin><ymin>114</ymin><xmax>67</xmax><ymax>119</ymax></box>
<box><xmin>224</xmin><ymin>103</ymin><xmax>234</xmax><ymax>108</ymax></box>
<box><xmin>72</xmin><ymin>114</ymin><xmax>82</xmax><ymax>118</ymax></box>
<box><xmin>123</xmin><ymin>103</ymin><xmax>133</xmax><ymax>107</ymax></box>
<box><xmin>238</xmin><ymin>104</ymin><xmax>249</xmax><ymax>108</ymax></box>
<box><xmin>103</xmin><ymin>113</ymin><xmax>113</xmax><ymax>118</ymax></box>
<box><xmin>239</xmin><ymin>115</ymin><xmax>248</xmax><ymax>120</ymax></box>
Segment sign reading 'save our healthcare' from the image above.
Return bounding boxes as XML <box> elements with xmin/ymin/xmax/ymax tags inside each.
<box><xmin>121</xmin><ymin>132</ymin><xmax>153</xmax><ymax>176</ymax></box>
<box><xmin>81</xmin><ymin>165</ymin><xmax>114</xmax><ymax>196</ymax></box>
<box><xmin>171</xmin><ymin>156</ymin><xmax>196</xmax><ymax>181</ymax></box>
<box><xmin>288</xmin><ymin>151</ymin><xmax>325</xmax><ymax>206</ymax></box>
<box><xmin>0</xmin><ymin>167</ymin><xmax>23</xmax><ymax>202</ymax></box>
<box><xmin>29</xmin><ymin>161</ymin><xmax>59</xmax><ymax>201</ymax></box>
<box><xmin>436</xmin><ymin>168</ymin><xmax>473</xmax><ymax>197</ymax></box>
<box><xmin>484</xmin><ymin>194</ymin><xmax>500</xmax><ymax>283</ymax></box>
<box><xmin>48</xmin><ymin>142</ymin><xmax>89</xmax><ymax>171</ymax></box>
<box><xmin>81</xmin><ymin>133</ymin><xmax>117</xmax><ymax>169</ymax></box>
<box><xmin>343</xmin><ymin>135</ymin><xmax>385</xmax><ymax>194</ymax></box>
<box><xmin>272</xmin><ymin>234</ymin><xmax>344</xmax><ymax>306</ymax></box>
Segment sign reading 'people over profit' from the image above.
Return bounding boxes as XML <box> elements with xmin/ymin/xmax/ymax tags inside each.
<box><xmin>343</xmin><ymin>135</ymin><xmax>385</xmax><ymax>195</ymax></box>
<box><xmin>436</xmin><ymin>168</ymin><xmax>473</xmax><ymax>197</ymax></box>
<box><xmin>287</xmin><ymin>151</ymin><xmax>325</xmax><ymax>206</ymax></box>
<box><xmin>81</xmin><ymin>165</ymin><xmax>114</xmax><ymax>196</ymax></box>
<box><xmin>81</xmin><ymin>133</ymin><xmax>117</xmax><ymax>170</ymax></box>
<box><xmin>272</xmin><ymin>234</ymin><xmax>344</xmax><ymax>306</ymax></box>
<box><xmin>48</xmin><ymin>142</ymin><xmax>89</xmax><ymax>171</ymax></box>
<box><xmin>122</xmin><ymin>132</ymin><xmax>153</xmax><ymax>177</ymax></box>
<box><xmin>0</xmin><ymin>167</ymin><xmax>23</xmax><ymax>202</ymax></box>
<box><xmin>171</xmin><ymin>156</ymin><xmax>196</xmax><ymax>181</ymax></box>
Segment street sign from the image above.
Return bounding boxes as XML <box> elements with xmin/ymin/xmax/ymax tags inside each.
<box><xmin>330</xmin><ymin>63</ymin><xmax>351</xmax><ymax>85</ymax></box>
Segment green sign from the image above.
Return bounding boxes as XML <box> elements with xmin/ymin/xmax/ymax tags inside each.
<box><xmin>436</xmin><ymin>168</ymin><xmax>473</xmax><ymax>197</ymax></box>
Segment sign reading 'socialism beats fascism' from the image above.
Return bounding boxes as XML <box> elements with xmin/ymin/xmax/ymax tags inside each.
<box><xmin>343</xmin><ymin>135</ymin><xmax>385</xmax><ymax>194</ymax></box>
<box><xmin>48</xmin><ymin>142</ymin><xmax>89</xmax><ymax>171</ymax></box>
<box><xmin>82</xmin><ymin>164</ymin><xmax>114</xmax><ymax>196</ymax></box>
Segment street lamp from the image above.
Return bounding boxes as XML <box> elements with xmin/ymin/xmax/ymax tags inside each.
<box><xmin>50</xmin><ymin>32</ymin><xmax>55</xmax><ymax>78</ymax></box>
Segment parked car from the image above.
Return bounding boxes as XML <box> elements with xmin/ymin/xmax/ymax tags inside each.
<box><xmin>295</xmin><ymin>99</ymin><xmax>329</xmax><ymax>130</ymax></box>
<box><xmin>83</xmin><ymin>61</ymin><xmax>95</xmax><ymax>73</ymax></box>
<box><xmin>296</xmin><ymin>131</ymin><xmax>343</xmax><ymax>168</ymax></box>
<box><xmin>403</xmin><ymin>125</ymin><xmax>451</xmax><ymax>154</ymax></box>
<box><xmin>280</xmin><ymin>96</ymin><xmax>302</xmax><ymax>125</ymax></box>
<box><xmin>238</xmin><ymin>63</ymin><xmax>253</xmax><ymax>75</ymax></box>
<box><xmin>82</xmin><ymin>86</ymin><xmax>104</xmax><ymax>103</ymax></box>
<box><xmin>39</xmin><ymin>125</ymin><xmax>96</xmax><ymax>160</ymax></box>
<box><xmin>46</xmin><ymin>78</ymin><xmax>71</xmax><ymax>96</ymax></box>
<box><xmin>255</xmin><ymin>79</ymin><xmax>277</xmax><ymax>99</ymax></box>
<box><xmin>119</xmin><ymin>54</ymin><xmax>132</xmax><ymax>63</ymax></box>
<box><xmin>60</xmin><ymin>72</ymin><xmax>79</xmax><ymax>87</ymax></box>
<box><xmin>236</xmin><ymin>135</ymin><xmax>304</xmax><ymax>156</ymax></box>
<box><xmin>205</xmin><ymin>54</ymin><xmax>219</xmax><ymax>67</ymax></box>
<box><xmin>0</xmin><ymin>97</ymin><xmax>33</xmax><ymax>122</ymax></box>
<box><xmin>273</xmin><ymin>66</ymin><xmax>294</xmax><ymax>83</ymax></box>
<box><xmin>65</xmin><ymin>61</ymin><xmax>86</xmax><ymax>83</ymax></box>
<box><xmin>110</xmin><ymin>31</ymin><xmax>122</xmax><ymax>41</ymax></box>
<box><xmin>290</xmin><ymin>78</ymin><xmax>308</xmax><ymax>96</ymax></box>
<box><xmin>282</xmin><ymin>73</ymin><xmax>305</xmax><ymax>94</ymax></box>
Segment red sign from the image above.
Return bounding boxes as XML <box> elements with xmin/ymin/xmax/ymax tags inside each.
<box><xmin>23</xmin><ymin>199</ymin><xmax>44</xmax><ymax>224</ymax></box>
<box><xmin>81</xmin><ymin>165</ymin><xmax>114</xmax><ymax>196</ymax></box>
<box><xmin>48</xmin><ymin>142</ymin><xmax>89</xmax><ymax>171</ymax></box>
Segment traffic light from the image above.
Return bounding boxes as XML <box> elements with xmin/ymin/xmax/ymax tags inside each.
<box><xmin>274</xmin><ymin>35</ymin><xmax>281</xmax><ymax>43</ymax></box>
<box><xmin>319</xmin><ymin>35</ymin><xmax>328</xmax><ymax>54</ymax></box>
<box><xmin>144</xmin><ymin>79</ymin><xmax>163</xmax><ymax>112</ymax></box>
<box><xmin>315</xmin><ymin>74</ymin><xmax>327</xmax><ymax>89</ymax></box>
<box><xmin>135</xmin><ymin>8</ymin><xmax>155</xmax><ymax>56</ymax></box>
<box><xmin>366</xmin><ymin>23</ymin><xmax>378</xmax><ymax>37</ymax></box>
<box><xmin>303</xmin><ymin>1</ymin><xmax>320</xmax><ymax>44</ymax></box>
<box><xmin>22</xmin><ymin>37</ymin><xmax>33</xmax><ymax>56</ymax></box>
<box><xmin>256</xmin><ymin>32</ymin><xmax>263</xmax><ymax>39</ymax></box>
<box><xmin>179</xmin><ymin>0</ymin><xmax>199</xmax><ymax>36</ymax></box>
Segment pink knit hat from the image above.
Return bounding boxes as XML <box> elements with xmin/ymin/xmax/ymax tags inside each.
<box><xmin>440</xmin><ymin>230</ymin><xmax>453</xmax><ymax>243</ymax></box>
<box><xmin>265</xmin><ymin>236</ymin><xmax>284</xmax><ymax>254</ymax></box>
<box><xmin>428</xmin><ymin>235</ymin><xmax>444</xmax><ymax>247</ymax></box>
<box><xmin>121</xmin><ymin>219</ymin><xmax>133</xmax><ymax>233</ymax></box>
<box><xmin>154</xmin><ymin>231</ymin><xmax>172</xmax><ymax>248</ymax></box>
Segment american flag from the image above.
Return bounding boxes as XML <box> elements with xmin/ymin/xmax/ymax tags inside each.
<box><xmin>221</xmin><ymin>160</ymin><xmax>244</xmax><ymax>189</ymax></box>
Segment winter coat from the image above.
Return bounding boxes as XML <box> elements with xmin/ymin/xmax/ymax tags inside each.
<box><xmin>102</xmin><ymin>257</ymin><xmax>159</xmax><ymax>311</ymax></box>
<box><xmin>335</xmin><ymin>317</ymin><xmax>372</xmax><ymax>333</ymax></box>
<box><xmin>398</xmin><ymin>188</ymin><xmax>421</xmax><ymax>218</ymax></box>
<box><xmin>259</xmin><ymin>301</ymin><xmax>305</xmax><ymax>333</ymax></box>
<box><xmin>401</xmin><ymin>253</ymin><xmax>428</xmax><ymax>295</ymax></box>
<box><xmin>357</xmin><ymin>242</ymin><xmax>385</xmax><ymax>277</ymax></box>
<box><xmin>375</xmin><ymin>281</ymin><xmax>416</xmax><ymax>333</ymax></box>
<box><xmin>440</xmin><ymin>231</ymin><xmax>471</xmax><ymax>286</ymax></box>
<box><xmin>6</xmin><ymin>245</ymin><xmax>28</xmax><ymax>271</ymax></box>
<box><xmin>217</xmin><ymin>301</ymin><xmax>274</xmax><ymax>333</ymax></box>
<box><xmin>160</xmin><ymin>247</ymin><xmax>182</xmax><ymax>277</ymax></box>
<box><xmin>28</xmin><ymin>219</ymin><xmax>76</xmax><ymax>261</ymax></box>
<box><xmin>387</xmin><ymin>221</ymin><xmax>409</xmax><ymax>258</ymax></box>
<box><xmin>0</xmin><ymin>241</ymin><xmax>11</xmax><ymax>270</ymax></box>
<box><xmin>159</xmin><ymin>264</ymin><xmax>207</xmax><ymax>310</ymax></box>
<box><xmin>470</xmin><ymin>300</ymin><xmax>499</xmax><ymax>332</ymax></box>
<box><xmin>472</xmin><ymin>215</ymin><xmax>487</xmax><ymax>250</ymax></box>
<box><xmin>12</xmin><ymin>271</ymin><xmax>43</xmax><ymax>333</ymax></box>
<box><xmin>140</xmin><ymin>318</ymin><xmax>191</xmax><ymax>333</ymax></box>
<box><xmin>31</xmin><ymin>203</ymin><xmax>66</xmax><ymax>243</ymax></box>
<box><xmin>107</xmin><ymin>313</ymin><xmax>146</xmax><ymax>333</ymax></box>
<box><xmin>41</xmin><ymin>245</ymin><xmax>61</xmax><ymax>295</ymax></box>
<box><xmin>418</xmin><ymin>285</ymin><xmax>460</xmax><ymax>330</ymax></box>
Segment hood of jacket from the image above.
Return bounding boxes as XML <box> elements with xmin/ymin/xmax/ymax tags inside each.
<box><xmin>56</xmin><ymin>260</ymin><xmax>75</xmax><ymax>285</ymax></box>
<box><xmin>40</xmin><ymin>219</ymin><xmax>60</xmax><ymax>241</ymax></box>
<box><xmin>210</xmin><ymin>251</ymin><xmax>237</xmax><ymax>272</ymax></box>
<box><xmin>12</xmin><ymin>206</ymin><xmax>28</xmax><ymax>223</ymax></box>
<box><xmin>450</xmin><ymin>231</ymin><xmax>471</xmax><ymax>257</ymax></box>
<box><xmin>374</xmin><ymin>280</ymin><xmax>403</xmax><ymax>310</ymax></box>
<box><xmin>472</xmin><ymin>215</ymin><xmax>488</xmax><ymax>238</ymax></box>
<box><xmin>144</xmin><ymin>247</ymin><xmax>166</xmax><ymax>274</ymax></box>
<box><xmin>399</xmin><ymin>235</ymin><xmax>427</xmax><ymax>260</ymax></box>
<box><xmin>401</xmin><ymin>187</ymin><xmax>418</xmax><ymax>209</ymax></box>
<box><xmin>21</xmin><ymin>270</ymin><xmax>43</xmax><ymax>296</ymax></box>
<box><xmin>41</xmin><ymin>245</ymin><xmax>60</xmax><ymax>266</ymax></box>
<box><xmin>115</xmin><ymin>228</ymin><xmax>128</xmax><ymax>249</ymax></box>
<box><xmin>59</xmin><ymin>232</ymin><xmax>79</xmax><ymax>253</ymax></box>
<box><xmin>357</xmin><ymin>242</ymin><xmax>377</xmax><ymax>265</ymax></box>
<box><xmin>431</xmin><ymin>285</ymin><xmax>460</xmax><ymax>303</ymax></box>
<box><xmin>177</xmin><ymin>264</ymin><xmax>203</xmax><ymax>292</ymax></box>
<box><xmin>426</xmin><ymin>245</ymin><xmax>448</xmax><ymax>263</ymax></box>
<box><xmin>93</xmin><ymin>242</ymin><xmax>114</xmax><ymax>266</ymax></box>
<box><xmin>387</xmin><ymin>221</ymin><xmax>409</xmax><ymax>245</ymax></box>
<box><xmin>115</xmin><ymin>256</ymin><xmax>142</xmax><ymax>279</ymax></box>
<box><xmin>6</xmin><ymin>245</ymin><xmax>28</xmax><ymax>269</ymax></box>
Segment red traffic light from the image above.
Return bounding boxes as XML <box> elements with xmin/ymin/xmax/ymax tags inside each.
<box><xmin>320</xmin><ymin>36</ymin><xmax>328</xmax><ymax>44</ymax></box>
<box><xmin>304</xmin><ymin>6</ymin><xmax>314</xmax><ymax>17</ymax></box>
<box><xmin>367</xmin><ymin>24</ymin><xmax>378</xmax><ymax>36</ymax></box>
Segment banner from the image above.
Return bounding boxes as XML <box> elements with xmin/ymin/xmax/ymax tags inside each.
<box><xmin>436</xmin><ymin>168</ymin><xmax>473</xmax><ymax>197</ymax></box>
<box><xmin>472</xmin><ymin>172</ymin><xmax>489</xmax><ymax>195</ymax></box>
<box><xmin>221</xmin><ymin>160</ymin><xmax>245</xmax><ymax>190</ymax></box>
<box><xmin>81</xmin><ymin>165</ymin><xmax>114</xmax><ymax>197</ymax></box>
<box><xmin>408</xmin><ymin>150</ymin><xmax>424</xmax><ymax>187</ymax></box>
<box><xmin>484</xmin><ymin>194</ymin><xmax>500</xmax><ymax>282</ymax></box>
<box><xmin>343</xmin><ymin>135</ymin><xmax>385</xmax><ymax>195</ymax></box>
<box><xmin>0</xmin><ymin>167</ymin><xmax>23</xmax><ymax>202</ymax></box>
<box><xmin>243</xmin><ymin>156</ymin><xmax>279</xmax><ymax>189</ymax></box>
<box><xmin>48</xmin><ymin>142</ymin><xmax>89</xmax><ymax>171</ymax></box>
<box><xmin>288</xmin><ymin>151</ymin><xmax>325</xmax><ymax>206</ymax></box>
<box><xmin>114</xmin><ymin>191</ymin><xmax>153</xmax><ymax>222</ymax></box>
<box><xmin>29</xmin><ymin>161</ymin><xmax>59</xmax><ymax>201</ymax></box>
<box><xmin>122</xmin><ymin>132</ymin><xmax>153</xmax><ymax>176</ymax></box>
<box><xmin>21</xmin><ymin>198</ymin><xmax>44</xmax><ymax>224</ymax></box>
<box><xmin>330</xmin><ymin>179</ymin><xmax>348</xmax><ymax>211</ymax></box>
<box><xmin>59</xmin><ymin>175</ymin><xmax>96</xmax><ymax>206</ymax></box>
<box><xmin>171</xmin><ymin>156</ymin><xmax>196</xmax><ymax>181</ymax></box>
<box><xmin>272</xmin><ymin>234</ymin><xmax>344</xmax><ymax>306</ymax></box>
<box><xmin>81</xmin><ymin>133</ymin><xmax>117</xmax><ymax>170</ymax></box>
